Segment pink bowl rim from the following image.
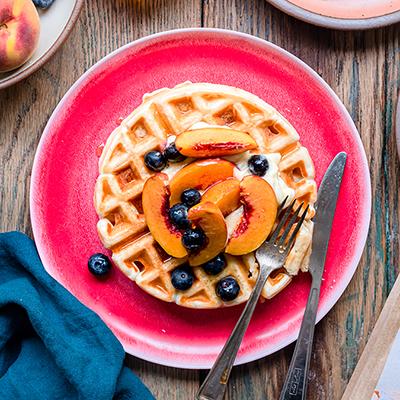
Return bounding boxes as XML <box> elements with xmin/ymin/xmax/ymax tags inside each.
<box><xmin>30</xmin><ymin>28</ymin><xmax>371</xmax><ymax>369</ymax></box>
<box><xmin>266</xmin><ymin>0</ymin><xmax>400</xmax><ymax>30</ymax></box>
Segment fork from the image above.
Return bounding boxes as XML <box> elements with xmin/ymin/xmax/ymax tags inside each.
<box><xmin>196</xmin><ymin>199</ymin><xmax>310</xmax><ymax>400</ymax></box>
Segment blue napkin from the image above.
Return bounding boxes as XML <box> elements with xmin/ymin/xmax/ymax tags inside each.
<box><xmin>0</xmin><ymin>232</ymin><xmax>154</xmax><ymax>400</ymax></box>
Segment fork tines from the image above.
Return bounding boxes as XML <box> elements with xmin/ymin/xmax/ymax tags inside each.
<box><xmin>269</xmin><ymin>198</ymin><xmax>310</xmax><ymax>252</ymax></box>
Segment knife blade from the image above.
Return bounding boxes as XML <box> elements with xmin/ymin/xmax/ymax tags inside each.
<box><xmin>309</xmin><ymin>151</ymin><xmax>347</xmax><ymax>279</ymax></box>
<box><xmin>279</xmin><ymin>151</ymin><xmax>347</xmax><ymax>400</ymax></box>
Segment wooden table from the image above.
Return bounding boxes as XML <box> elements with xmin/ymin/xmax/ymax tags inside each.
<box><xmin>1</xmin><ymin>1</ymin><xmax>399</xmax><ymax>399</ymax></box>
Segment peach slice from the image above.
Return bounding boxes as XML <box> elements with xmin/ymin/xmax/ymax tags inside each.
<box><xmin>201</xmin><ymin>178</ymin><xmax>240</xmax><ymax>216</ymax></box>
<box><xmin>0</xmin><ymin>0</ymin><xmax>40</xmax><ymax>73</ymax></box>
<box><xmin>187</xmin><ymin>202</ymin><xmax>228</xmax><ymax>266</ymax></box>
<box><xmin>175</xmin><ymin>128</ymin><xmax>257</xmax><ymax>157</ymax></box>
<box><xmin>142</xmin><ymin>173</ymin><xmax>188</xmax><ymax>258</ymax></box>
<box><xmin>169</xmin><ymin>159</ymin><xmax>235</xmax><ymax>205</ymax></box>
<box><xmin>225</xmin><ymin>176</ymin><xmax>278</xmax><ymax>255</ymax></box>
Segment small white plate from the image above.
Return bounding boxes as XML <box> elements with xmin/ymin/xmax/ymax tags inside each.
<box><xmin>266</xmin><ymin>0</ymin><xmax>400</xmax><ymax>30</ymax></box>
<box><xmin>0</xmin><ymin>0</ymin><xmax>83</xmax><ymax>90</ymax></box>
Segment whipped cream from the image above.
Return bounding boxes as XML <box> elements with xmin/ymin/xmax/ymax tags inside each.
<box><xmin>226</xmin><ymin>152</ymin><xmax>295</xmax><ymax>206</ymax></box>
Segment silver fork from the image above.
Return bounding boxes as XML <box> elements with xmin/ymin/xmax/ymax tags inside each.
<box><xmin>196</xmin><ymin>199</ymin><xmax>310</xmax><ymax>400</ymax></box>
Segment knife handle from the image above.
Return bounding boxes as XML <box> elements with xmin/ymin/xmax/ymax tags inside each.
<box><xmin>279</xmin><ymin>283</ymin><xmax>320</xmax><ymax>400</ymax></box>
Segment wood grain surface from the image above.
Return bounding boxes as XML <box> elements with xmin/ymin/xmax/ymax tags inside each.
<box><xmin>0</xmin><ymin>1</ymin><xmax>399</xmax><ymax>399</ymax></box>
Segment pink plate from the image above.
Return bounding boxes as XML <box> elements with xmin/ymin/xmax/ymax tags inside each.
<box><xmin>30</xmin><ymin>29</ymin><xmax>371</xmax><ymax>369</ymax></box>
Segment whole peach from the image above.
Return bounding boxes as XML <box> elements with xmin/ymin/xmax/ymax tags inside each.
<box><xmin>0</xmin><ymin>0</ymin><xmax>40</xmax><ymax>73</ymax></box>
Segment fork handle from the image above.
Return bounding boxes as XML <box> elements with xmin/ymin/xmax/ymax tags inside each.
<box><xmin>196</xmin><ymin>266</ymin><xmax>272</xmax><ymax>400</ymax></box>
<box><xmin>279</xmin><ymin>281</ymin><xmax>320</xmax><ymax>400</ymax></box>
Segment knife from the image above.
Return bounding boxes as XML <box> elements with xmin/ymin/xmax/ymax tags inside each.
<box><xmin>279</xmin><ymin>151</ymin><xmax>347</xmax><ymax>400</ymax></box>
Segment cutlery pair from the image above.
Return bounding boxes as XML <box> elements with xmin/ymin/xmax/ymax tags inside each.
<box><xmin>197</xmin><ymin>152</ymin><xmax>347</xmax><ymax>400</ymax></box>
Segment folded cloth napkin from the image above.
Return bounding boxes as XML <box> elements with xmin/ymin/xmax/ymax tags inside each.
<box><xmin>0</xmin><ymin>232</ymin><xmax>154</xmax><ymax>400</ymax></box>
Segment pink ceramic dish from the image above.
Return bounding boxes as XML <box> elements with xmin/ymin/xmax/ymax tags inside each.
<box><xmin>30</xmin><ymin>29</ymin><xmax>371</xmax><ymax>369</ymax></box>
<box><xmin>267</xmin><ymin>0</ymin><xmax>400</xmax><ymax>30</ymax></box>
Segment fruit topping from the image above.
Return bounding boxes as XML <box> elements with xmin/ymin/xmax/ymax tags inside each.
<box><xmin>216</xmin><ymin>276</ymin><xmax>240</xmax><ymax>301</ymax></box>
<box><xmin>164</xmin><ymin>142</ymin><xmax>186</xmax><ymax>163</ymax></box>
<box><xmin>33</xmin><ymin>0</ymin><xmax>56</xmax><ymax>8</ymax></box>
<box><xmin>142</xmin><ymin>173</ymin><xmax>187</xmax><ymax>258</ymax></box>
<box><xmin>168</xmin><ymin>203</ymin><xmax>191</xmax><ymax>229</ymax></box>
<box><xmin>225</xmin><ymin>175</ymin><xmax>278</xmax><ymax>255</ymax></box>
<box><xmin>171</xmin><ymin>266</ymin><xmax>194</xmax><ymax>290</ymax></box>
<box><xmin>181</xmin><ymin>189</ymin><xmax>202</xmax><ymax>208</ymax></box>
<box><xmin>182</xmin><ymin>228</ymin><xmax>207</xmax><ymax>253</ymax></box>
<box><xmin>175</xmin><ymin>128</ymin><xmax>257</xmax><ymax>157</ymax></box>
<box><xmin>201</xmin><ymin>178</ymin><xmax>240</xmax><ymax>216</ymax></box>
<box><xmin>248</xmin><ymin>154</ymin><xmax>269</xmax><ymax>176</ymax></box>
<box><xmin>144</xmin><ymin>150</ymin><xmax>167</xmax><ymax>171</ymax></box>
<box><xmin>187</xmin><ymin>202</ymin><xmax>228</xmax><ymax>266</ymax></box>
<box><xmin>169</xmin><ymin>159</ymin><xmax>235</xmax><ymax>205</ymax></box>
<box><xmin>88</xmin><ymin>253</ymin><xmax>112</xmax><ymax>277</ymax></box>
<box><xmin>202</xmin><ymin>253</ymin><xmax>226</xmax><ymax>275</ymax></box>
<box><xmin>0</xmin><ymin>0</ymin><xmax>40</xmax><ymax>73</ymax></box>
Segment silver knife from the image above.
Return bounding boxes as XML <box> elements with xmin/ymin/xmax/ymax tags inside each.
<box><xmin>279</xmin><ymin>151</ymin><xmax>347</xmax><ymax>400</ymax></box>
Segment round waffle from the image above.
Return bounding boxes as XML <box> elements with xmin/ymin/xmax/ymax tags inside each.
<box><xmin>94</xmin><ymin>82</ymin><xmax>317</xmax><ymax>308</ymax></box>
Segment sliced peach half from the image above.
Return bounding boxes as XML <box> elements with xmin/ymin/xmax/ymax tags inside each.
<box><xmin>142</xmin><ymin>173</ymin><xmax>188</xmax><ymax>258</ymax></box>
<box><xmin>175</xmin><ymin>128</ymin><xmax>257</xmax><ymax>158</ymax></box>
<box><xmin>202</xmin><ymin>178</ymin><xmax>240</xmax><ymax>216</ymax></box>
<box><xmin>169</xmin><ymin>159</ymin><xmax>235</xmax><ymax>205</ymax></box>
<box><xmin>225</xmin><ymin>176</ymin><xmax>278</xmax><ymax>255</ymax></box>
<box><xmin>187</xmin><ymin>202</ymin><xmax>228</xmax><ymax>266</ymax></box>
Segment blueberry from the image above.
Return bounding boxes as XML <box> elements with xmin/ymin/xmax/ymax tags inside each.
<box><xmin>164</xmin><ymin>143</ymin><xmax>185</xmax><ymax>162</ymax></box>
<box><xmin>88</xmin><ymin>253</ymin><xmax>112</xmax><ymax>277</ymax></box>
<box><xmin>216</xmin><ymin>276</ymin><xmax>240</xmax><ymax>301</ymax></box>
<box><xmin>202</xmin><ymin>254</ymin><xmax>227</xmax><ymax>275</ymax></box>
<box><xmin>168</xmin><ymin>203</ymin><xmax>191</xmax><ymax>229</ymax></box>
<box><xmin>33</xmin><ymin>0</ymin><xmax>56</xmax><ymax>8</ymax></box>
<box><xmin>248</xmin><ymin>155</ymin><xmax>269</xmax><ymax>176</ymax></box>
<box><xmin>171</xmin><ymin>266</ymin><xmax>194</xmax><ymax>290</ymax></box>
<box><xmin>144</xmin><ymin>151</ymin><xmax>167</xmax><ymax>171</ymax></box>
<box><xmin>182</xmin><ymin>228</ymin><xmax>207</xmax><ymax>252</ymax></box>
<box><xmin>181</xmin><ymin>189</ymin><xmax>201</xmax><ymax>208</ymax></box>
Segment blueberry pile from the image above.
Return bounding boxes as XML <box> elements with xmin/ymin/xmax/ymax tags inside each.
<box><xmin>144</xmin><ymin>140</ymin><xmax>244</xmax><ymax>300</ymax></box>
<box><xmin>88</xmin><ymin>253</ymin><xmax>112</xmax><ymax>277</ymax></box>
<box><xmin>163</xmin><ymin>186</ymin><xmax>208</xmax><ymax>290</ymax></box>
<box><xmin>248</xmin><ymin>155</ymin><xmax>269</xmax><ymax>176</ymax></box>
<box><xmin>144</xmin><ymin>142</ymin><xmax>186</xmax><ymax>172</ymax></box>
<box><xmin>167</xmin><ymin>187</ymin><xmax>205</xmax><ymax>254</ymax></box>
<box><xmin>33</xmin><ymin>0</ymin><xmax>56</xmax><ymax>9</ymax></box>
<box><xmin>201</xmin><ymin>255</ymin><xmax>239</xmax><ymax>302</ymax></box>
